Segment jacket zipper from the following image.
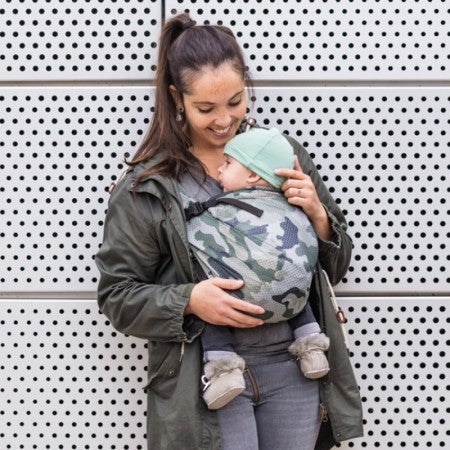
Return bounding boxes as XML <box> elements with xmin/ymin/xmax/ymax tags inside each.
<box><xmin>244</xmin><ymin>366</ymin><xmax>260</xmax><ymax>403</ymax></box>
<box><xmin>319</xmin><ymin>402</ymin><xmax>329</xmax><ymax>423</ymax></box>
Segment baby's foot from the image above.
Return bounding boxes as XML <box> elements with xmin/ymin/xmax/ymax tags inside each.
<box><xmin>202</xmin><ymin>354</ymin><xmax>246</xmax><ymax>409</ymax></box>
<box><xmin>288</xmin><ymin>333</ymin><xmax>330</xmax><ymax>379</ymax></box>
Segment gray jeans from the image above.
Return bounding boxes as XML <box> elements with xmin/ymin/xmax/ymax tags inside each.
<box><xmin>216</xmin><ymin>358</ymin><xmax>321</xmax><ymax>450</ymax></box>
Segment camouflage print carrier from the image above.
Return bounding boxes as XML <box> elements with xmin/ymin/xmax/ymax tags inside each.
<box><xmin>181</xmin><ymin>186</ymin><xmax>318</xmax><ymax>323</ymax></box>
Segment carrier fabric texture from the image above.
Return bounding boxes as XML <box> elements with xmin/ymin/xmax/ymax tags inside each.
<box><xmin>183</xmin><ymin>186</ymin><xmax>318</xmax><ymax>323</ymax></box>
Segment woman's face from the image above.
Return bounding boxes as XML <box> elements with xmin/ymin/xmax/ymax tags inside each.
<box><xmin>181</xmin><ymin>62</ymin><xmax>247</xmax><ymax>151</ymax></box>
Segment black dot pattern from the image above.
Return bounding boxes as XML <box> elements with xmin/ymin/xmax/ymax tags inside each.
<box><xmin>252</xmin><ymin>88</ymin><xmax>448</xmax><ymax>294</ymax></box>
<box><xmin>0</xmin><ymin>89</ymin><xmax>154</xmax><ymax>291</ymax></box>
<box><xmin>168</xmin><ymin>0</ymin><xmax>448</xmax><ymax>79</ymax></box>
<box><xmin>0</xmin><ymin>2</ymin><xmax>158</xmax><ymax>79</ymax></box>
<box><xmin>344</xmin><ymin>299</ymin><xmax>448</xmax><ymax>449</ymax></box>
<box><xmin>1</xmin><ymin>89</ymin><xmax>447</xmax><ymax>294</ymax></box>
<box><xmin>0</xmin><ymin>302</ymin><xmax>147</xmax><ymax>448</ymax></box>
<box><xmin>0</xmin><ymin>300</ymin><xmax>447</xmax><ymax>448</ymax></box>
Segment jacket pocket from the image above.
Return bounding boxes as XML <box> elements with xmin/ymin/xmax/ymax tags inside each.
<box><xmin>143</xmin><ymin>341</ymin><xmax>182</xmax><ymax>392</ymax></box>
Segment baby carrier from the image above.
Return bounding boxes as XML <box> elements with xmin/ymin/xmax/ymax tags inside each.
<box><xmin>183</xmin><ymin>186</ymin><xmax>318</xmax><ymax>323</ymax></box>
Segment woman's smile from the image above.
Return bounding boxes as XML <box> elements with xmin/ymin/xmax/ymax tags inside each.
<box><xmin>208</xmin><ymin>123</ymin><xmax>233</xmax><ymax>138</ymax></box>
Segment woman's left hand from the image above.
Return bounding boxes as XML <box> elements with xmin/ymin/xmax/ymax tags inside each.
<box><xmin>275</xmin><ymin>156</ymin><xmax>332</xmax><ymax>241</ymax></box>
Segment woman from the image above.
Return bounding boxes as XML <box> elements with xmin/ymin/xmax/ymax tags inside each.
<box><xmin>95</xmin><ymin>13</ymin><xmax>363</xmax><ymax>450</ymax></box>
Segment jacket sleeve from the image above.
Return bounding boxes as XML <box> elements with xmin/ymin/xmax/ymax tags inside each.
<box><xmin>286</xmin><ymin>135</ymin><xmax>353</xmax><ymax>286</ymax></box>
<box><xmin>95</xmin><ymin>178</ymin><xmax>203</xmax><ymax>342</ymax></box>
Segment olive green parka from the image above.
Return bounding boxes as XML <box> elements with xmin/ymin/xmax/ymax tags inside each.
<box><xmin>96</xmin><ymin>121</ymin><xmax>363</xmax><ymax>449</ymax></box>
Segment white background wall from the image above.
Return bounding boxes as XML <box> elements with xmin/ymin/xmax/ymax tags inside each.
<box><xmin>0</xmin><ymin>1</ymin><xmax>448</xmax><ymax>448</ymax></box>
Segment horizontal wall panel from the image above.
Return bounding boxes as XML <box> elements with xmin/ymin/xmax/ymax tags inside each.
<box><xmin>252</xmin><ymin>87</ymin><xmax>449</xmax><ymax>294</ymax></box>
<box><xmin>2</xmin><ymin>1</ymin><xmax>447</xmax><ymax>82</ymax></box>
<box><xmin>0</xmin><ymin>300</ymin><xmax>148</xmax><ymax>448</ymax></box>
<box><xmin>167</xmin><ymin>0</ymin><xmax>449</xmax><ymax>80</ymax></box>
<box><xmin>0</xmin><ymin>1</ymin><xmax>159</xmax><ymax>81</ymax></box>
<box><xmin>0</xmin><ymin>87</ymin><xmax>154</xmax><ymax>292</ymax></box>
<box><xmin>339</xmin><ymin>296</ymin><xmax>448</xmax><ymax>449</ymax></box>
<box><xmin>1</xmin><ymin>87</ymin><xmax>448</xmax><ymax>294</ymax></box>
<box><xmin>0</xmin><ymin>297</ymin><xmax>447</xmax><ymax>448</ymax></box>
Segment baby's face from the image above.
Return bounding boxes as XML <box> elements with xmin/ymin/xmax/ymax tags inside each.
<box><xmin>218</xmin><ymin>155</ymin><xmax>252</xmax><ymax>192</ymax></box>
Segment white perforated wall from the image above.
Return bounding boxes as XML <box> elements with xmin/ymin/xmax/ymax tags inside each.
<box><xmin>1</xmin><ymin>88</ymin><xmax>153</xmax><ymax>292</ymax></box>
<box><xmin>0</xmin><ymin>300</ymin><xmax>148</xmax><ymax>449</ymax></box>
<box><xmin>1</xmin><ymin>1</ymin><xmax>448</xmax><ymax>448</ymax></box>
<box><xmin>0</xmin><ymin>1</ymin><xmax>160</xmax><ymax>80</ymax></box>
<box><xmin>167</xmin><ymin>0</ymin><xmax>448</xmax><ymax>80</ymax></box>
<box><xmin>1</xmin><ymin>87</ymin><xmax>447</xmax><ymax>294</ymax></box>
<box><xmin>0</xmin><ymin>298</ymin><xmax>447</xmax><ymax>448</ymax></box>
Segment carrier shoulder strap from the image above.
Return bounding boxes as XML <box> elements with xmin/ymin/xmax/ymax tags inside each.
<box><xmin>184</xmin><ymin>194</ymin><xmax>264</xmax><ymax>221</ymax></box>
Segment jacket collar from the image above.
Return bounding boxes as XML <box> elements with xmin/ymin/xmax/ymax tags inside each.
<box><xmin>129</xmin><ymin>154</ymin><xmax>178</xmax><ymax>199</ymax></box>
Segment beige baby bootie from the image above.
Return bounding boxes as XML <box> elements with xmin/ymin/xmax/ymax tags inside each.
<box><xmin>202</xmin><ymin>354</ymin><xmax>246</xmax><ymax>410</ymax></box>
<box><xmin>288</xmin><ymin>333</ymin><xmax>330</xmax><ymax>379</ymax></box>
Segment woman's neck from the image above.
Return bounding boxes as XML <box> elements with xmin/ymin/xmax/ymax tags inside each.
<box><xmin>189</xmin><ymin>145</ymin><xmax>225</xmax><ymax>181</ymax></box>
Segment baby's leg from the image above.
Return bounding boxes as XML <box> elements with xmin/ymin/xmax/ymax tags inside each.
<box><xmin>289</xmin><ymin>302</ymin><xmax>321</xmax><ymax>339</ymax></box>
<box><xmin>201</xmin><ymin>323</ymin><xmax>236</xmax><ymax>362</ymax></box>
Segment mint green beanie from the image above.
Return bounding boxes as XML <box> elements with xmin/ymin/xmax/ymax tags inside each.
<box><xmin>224</xmin><ymin>127</ymin><xmax>294</xmax><ymax>189</ymax></box>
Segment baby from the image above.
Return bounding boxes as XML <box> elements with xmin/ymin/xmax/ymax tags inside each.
<box><xmin>182</xmin><ymin>127</ymin><xmax>330</xmax><ymax>410</ymax></box>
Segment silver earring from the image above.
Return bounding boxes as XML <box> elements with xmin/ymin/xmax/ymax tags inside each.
<box><xmin>176</xmin><ymin>106</ymin><xmax>184</xmax><ymax>122</ymax></box>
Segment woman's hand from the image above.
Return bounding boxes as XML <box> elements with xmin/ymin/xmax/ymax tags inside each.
<box><xmin>185</xmin><ymin>278</ymin><xmax>265</xmax><ymax>328</ymax></box>
<box><xmin>275</xmin><ymin>156</ymin><xmax>332</xmax><ymax>241</ymax></box>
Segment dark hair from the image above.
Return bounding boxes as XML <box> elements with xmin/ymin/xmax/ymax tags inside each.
<box><xmin>129</xmin><ymin>13</ymin><xmax>253</xmax><ymax>182</ymax></box>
